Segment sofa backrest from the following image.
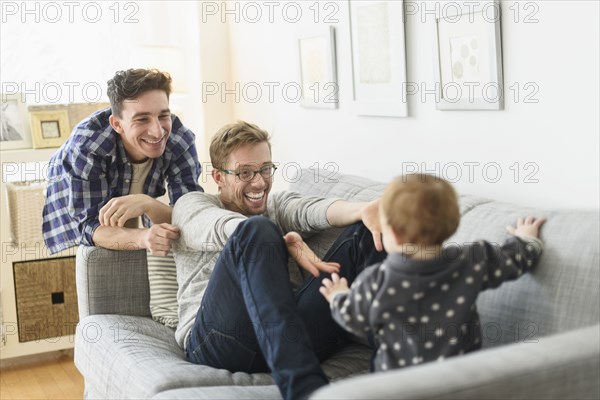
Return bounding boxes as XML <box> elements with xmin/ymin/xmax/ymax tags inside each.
<box><xmin>290</xmin><ymin>169</ymin><xmax>600</xmax><ymax>348</ymax></box>
<box><xmin>453</xmin><ymin>201</ymin><xmax>600</xmax><ymax>347</ymax></box>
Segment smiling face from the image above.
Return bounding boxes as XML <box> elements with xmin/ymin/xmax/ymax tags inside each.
<box><xmin>109</xmin><ymin>89</ymin><xmax>171</xmax><ymax>162</ymax></box>
<box><xmin>213</xmin><ymin>141</ymin><xmax>273</xmax><ymax>215</ymax></box>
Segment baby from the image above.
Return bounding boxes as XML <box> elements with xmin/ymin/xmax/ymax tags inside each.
<box><xmin>320</xmin><ymin>174</ymin><xmax>545</xmax><ymax>372</ymax></box>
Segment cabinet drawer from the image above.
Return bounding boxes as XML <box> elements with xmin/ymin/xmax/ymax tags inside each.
<box><xmin>13</xmin><ymin>257</ymin><xmax>78</xmax><ymax>343</ymax></box>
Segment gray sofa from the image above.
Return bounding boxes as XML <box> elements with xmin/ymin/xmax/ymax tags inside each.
<box><xmin>75</xmin><ymin>170</ymin><xmax>600</xmax><ymax>399</ymax></box>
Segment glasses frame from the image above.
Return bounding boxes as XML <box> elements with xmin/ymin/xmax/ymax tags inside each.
<box><xmin>220</xmin><ymin>164</ymin><xmax>278</xmax><ymax>182</ymax></box>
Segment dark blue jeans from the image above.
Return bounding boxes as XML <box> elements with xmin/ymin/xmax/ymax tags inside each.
<box><xmin>185</xmin><ymin>216</ymin><xmax>385</xmax><ymax>400</ymax></box>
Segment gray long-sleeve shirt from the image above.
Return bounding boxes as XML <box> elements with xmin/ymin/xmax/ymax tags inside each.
<box><xmin>172</xmin><ymin>191</ymin><xmax>338</xmax><ymax>349</ymax></box>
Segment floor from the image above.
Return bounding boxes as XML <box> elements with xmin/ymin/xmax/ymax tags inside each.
<box><xmin>0</xmin><ymin>350</ymin><xmax>84</xmax><ymax>399</ymax></box>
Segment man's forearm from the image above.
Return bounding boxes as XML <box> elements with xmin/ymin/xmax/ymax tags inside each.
<box><xmin>144</xmin><ymin>197</ymin><xmax>173</xmax><ymax>224</ymax></box>
<box><xmin>326</xmin><ymin>198</ymin><xmax>384</xmax><ymax>251</ymax></box>
<box><xmin>92</xmin><ymin>225</ymin><xmax>145</xmax><ymax>250</ymax></box>
<box><xmin>326</xmin><ymin>200</ymin><xmax>367</xmax><ymax>227</ymax></box>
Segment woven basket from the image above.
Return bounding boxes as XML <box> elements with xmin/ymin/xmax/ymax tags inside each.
<box><xmin>6</xmin><ymin>180</ymin><xmax>47</xmax><ymax>245</ymax></box>
<box><xmin>13</xmin><ymin>256</ymin><xmax>78</xmax><ymax>342</ymax></box>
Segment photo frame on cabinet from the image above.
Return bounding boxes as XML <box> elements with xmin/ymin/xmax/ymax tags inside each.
<box><xmin>349</xmin><ymin>0</ymin><xmax>408</xmax><ymax>117</ymax></box>
<box><xmin>298</xmin><ymin>26</ymin><xmax>339</xmax><ymax>109</ymax></box>
<box><xmin>433</xmin><ymin>0</ymin><xmax>504</xmax><ymax>110</ymax></box>
<box><xmin>0</xmin><ymin>93</ymin><xmax>33</xmax><ymax>151</ymax></box>
<box><xmin>29</xmin><ymin>110</ymin><xmax>71</xmax><ymax>149</ymax></box>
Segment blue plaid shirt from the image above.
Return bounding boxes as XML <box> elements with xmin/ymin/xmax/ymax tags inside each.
<box><xmin>42</xmin><ymin>107</ymin><xmax>203</xmax><ymax>254</ymax></box>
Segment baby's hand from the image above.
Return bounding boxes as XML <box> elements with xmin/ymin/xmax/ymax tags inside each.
<box><xmin>506</xmin><ymin>216</ymin><xmax>546</xmax><ymax>239</ymax></box>
<box><xmin>319</xmin><ymin>273</ymin><xmax>350</xmax><ymax>303</ymax></box>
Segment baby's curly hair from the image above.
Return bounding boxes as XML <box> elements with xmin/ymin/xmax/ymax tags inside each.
<box><xmin>107</xmin><ymin>68</ymin><xmax>172</xmax><ymax>117</ymax></box>
<box><xmin>382</xmin><ymin>174</ymin><xmax>460</xmax><ymax>246</ymax></box>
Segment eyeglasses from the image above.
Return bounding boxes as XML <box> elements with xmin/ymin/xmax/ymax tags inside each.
<box><xmin>220</xmin><ymin>164</ymin><xmax>277</xmax><ymax>182</ymax></box>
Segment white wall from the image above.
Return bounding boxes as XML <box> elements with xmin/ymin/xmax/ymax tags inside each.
<box><xmin>0</xmin><ymin>1</ymin><xmax>207</xmax><ymax>171</ymax></box>
<box><xmin>1</xmin><ymin>1</ymin><xmax>598</xmax><ymax>209</ymax></box>
<box><xmin>222</xmin><ymin>0</ymin><xmax>599</xmax><ymax>209</ymax></box>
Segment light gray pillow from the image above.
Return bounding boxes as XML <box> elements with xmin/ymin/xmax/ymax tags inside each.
<box><xmin>146</xmin><ymin>252</ymin><xmax>179</xmax><ymax>328</ymax></box>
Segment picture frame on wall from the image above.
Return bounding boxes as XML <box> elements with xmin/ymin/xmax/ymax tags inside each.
<box><xmin>298</xmin><ymin>26</ymin><xmax>338</xmax><ymax>109</ymax></box>
<box><xmin>0</xmin><ymin>93</ymin><xmax>33</xmax><ymax>151</ymax></box>
<box><xmin>29</xmin><ymin>110</ymin><xmax>71</xmax><ymax>149</ymax></box>
<box><xmin>349</xmin><ymin>0</ymin><xmax>408</xmax><ymax>117</ymax></box>
<box><xmin>433</xmin><ymin>0</ymin><xmax>504</xmax><ymax>110</ymax></box>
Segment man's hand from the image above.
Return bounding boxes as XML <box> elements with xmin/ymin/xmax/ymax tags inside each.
<box><xmin>506</xmin><ymin>216</ymin><xmax>546</xmax><ymax>239</ymax></box>
<box><xmin>283</xmin><ymin>231</ymin><xmax>340</xmax><ymax>277</ymax></box>
<box><xmin>100</xmin><ymin>194</ymin><xmax>154</xmax><ymax>227</ymax></box>
<box><xmin>326</xmin><ymin>199</ymin><xmax>384</xmax><ymax>252</ymax></box>
<box><xmin>360</xmin><ymin>199</ymin><xmax>383</xmax><ymax>251</ymax></box>
<box><xmin>319</xmin><ymin>272</ymin><xmax>350</xmax><ymax>303</ymax></box>
<box><xmin>142</xmin><ymin>223</ymin><xmax>181</xmax><ymax>256</ymax></box>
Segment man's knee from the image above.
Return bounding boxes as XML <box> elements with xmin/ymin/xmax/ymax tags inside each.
<box><xmin>237</xmin><ymin>216</ymin><xmax>281</xmax><ymax>237</ymax></box>
<box><xmin>233</xmin><ymin>216</ymin><xmax>288</xmax><ymax>269</ymax></box>
<box><xmin>234</xmin><ymin>216</ymin><xmax>285</xmax><ymax>248</ymax></box>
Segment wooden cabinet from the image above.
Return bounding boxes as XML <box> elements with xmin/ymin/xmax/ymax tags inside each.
<box><xmin>1</xmin><ymin>148</ymin><xmax>78</xmax><ymax>359</ymax></box>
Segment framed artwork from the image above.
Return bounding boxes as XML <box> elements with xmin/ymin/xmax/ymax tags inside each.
<box><xmin>29</xmin><ymin>110</ymin><xmax>71</xmax><ymax>148</ymax></box>
<box><xmin>433</xmin><ymin>0</ymin><xmax>504</xmax><ymax>110</ymax></box>
<box><xmin>349</xmin><ymin>0</ymin><xmax>408</xmax><ymax>117</ymax></box>
<box><xmin>0</xmin><ymin>93</ymin><xmax>33</xmax><ymax>151</ymax></box>
<box><xmin>298</xmin><ymin>26</ymin><xmax>338</xmax><ymax>109</ymax></box>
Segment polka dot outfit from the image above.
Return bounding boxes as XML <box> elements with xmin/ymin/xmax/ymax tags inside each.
<box><xmin>330</xmin><ymin>236</ymin><xmax>544</xmax><ymax>373</ymax></box>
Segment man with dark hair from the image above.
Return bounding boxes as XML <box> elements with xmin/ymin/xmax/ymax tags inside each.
<box><xmin>42</xmin><ymin>68</ymin><xmax>203</xmax><ymax>255</ymax></box>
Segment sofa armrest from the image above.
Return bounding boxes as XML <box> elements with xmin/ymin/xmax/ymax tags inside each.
<box><xmin>76</xmin><ymin>246</ymin><xmax>151</xmax><ymax>319</ymax></box>
<box><xmin>311</xmin><ymin>324</ymin><xmax>600</xmax><ymax>400</ymax></box>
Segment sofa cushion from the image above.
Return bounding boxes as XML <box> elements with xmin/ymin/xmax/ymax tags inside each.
<box><xmin>289</xmin><ymin>170</ymin><xmax>387</xmax><ymax>202</ymax></box>
<box><xmin>75</xmin><ymin>315</ymin><xmax>268</xmax><ymax>399</ymax></box>
<box><xmin>449</xmin><ymin>201</ymin><xmax>600</xmax><ymax>347</ymax></box>
<box><xmin>288</xmin><ymin>168</ymin><xmax>490</xmax><ymax>215</ymax></box>
<box><xmin>152</xmin><ymin>386</ymin><xmax>281</xmax><ymax>399</ymax></box>
<box><xmin>75</xmin><ymin>314</ymin><xmax>371</xmax><ymax>399</ymax></box>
